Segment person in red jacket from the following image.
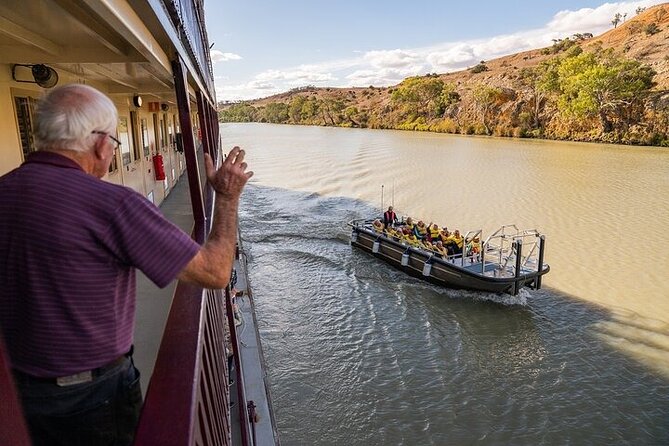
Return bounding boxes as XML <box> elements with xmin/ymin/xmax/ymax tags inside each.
<box><xmin>383</xmin><ymin>206</ymin><xmax>397</xmax><ymax>228</ymax></box>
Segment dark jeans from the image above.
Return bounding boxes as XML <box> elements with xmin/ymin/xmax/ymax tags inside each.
<box><xmin>14</xmin><ymin>357</ymin><xmax>142</xmax><ymax>446</ymax></box>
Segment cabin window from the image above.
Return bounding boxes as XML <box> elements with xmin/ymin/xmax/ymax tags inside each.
<box><xmin>167</xmin><ymin>115</ymin><xmax>174</xmax><ymax>150</ymax></box>
<box><xmin>161</xmin><ymin>115</ymin><xmax>168</xmax><ymax>150</ymax></box>
<box><xmin>152</xmin><ymin>114</ymin><xmax>160</xmax><ymax>153</ymax></box>
<box><xmin>140</xmin><ymin>118</ymin><xmax>150</xmax><ymax>157</ymax></box>
<box><xmin>117</xmin><ymin>116</ymin><xmax>132</xmax><ymax>166</ymax></box>
<box><xmin>130</xmin><ymin>111</ymin><xmax>141</xmax><ymax>162</ymax></box>
<box><xmin>108</xmin><ymin>148</ymin><xmax>118</xmax><ymax>173</ymax></box>
<box><xmin>14</xmin><ymin>96</ymin><xmax>38</xmax><ymax>160</ymax></box>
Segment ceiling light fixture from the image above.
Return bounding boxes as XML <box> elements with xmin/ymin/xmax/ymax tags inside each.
<box><xmin>12</xmin><ymin>64</ymin><xmax>59</xmax><ymax>88</ymax></box>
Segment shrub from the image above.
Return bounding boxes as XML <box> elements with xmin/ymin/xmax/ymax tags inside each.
<box><xmin>627</xmin><ymin>22</ymin><xmax>642</xmax><ymax>35</ymax></box>
<box><xmin>512</xmin><ymin>127</ymin><xmax>526</xmax><ymax>138</ymax></box>
<box><xmin>470</xmin><ymin>62</ymin><xmax>489</xmax><ymax>74</ymax></box>
<box><xmin>432</xmin><ymin>118</ymin><xmax>458</xmax><ymax>133</ymax></box>
<box><xmin>644</xmin><ymin>23</ymin><xmax>661</xmax><ymax>36</ymax></box>
<box><xmin>518</xmin><ymin>111</ymin><xmax>533</xmax><ymax>129</ymax></box>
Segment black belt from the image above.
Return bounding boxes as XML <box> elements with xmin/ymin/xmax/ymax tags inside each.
<box><xmin>13</xmin><ymin>353</ymin><xmax>130</xmax><ymax>386</ymax></box>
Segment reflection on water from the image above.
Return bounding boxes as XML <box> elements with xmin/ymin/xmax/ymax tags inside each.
<box><xmin>227</xmin><ymin>124</ymin><xmax>669</xmax><ymax>445</ymax></box>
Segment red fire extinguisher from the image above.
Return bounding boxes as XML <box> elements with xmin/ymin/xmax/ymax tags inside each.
<box><xmin>152</xmin><ymin>154</ymin><xmax>166</xmax><ymax>180</ymax></box>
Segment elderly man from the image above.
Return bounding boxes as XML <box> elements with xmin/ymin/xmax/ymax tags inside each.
<box><xmin>0</xmin><ymin>84</ymin><xmax>252</xmax><ymax>445</ymax></box>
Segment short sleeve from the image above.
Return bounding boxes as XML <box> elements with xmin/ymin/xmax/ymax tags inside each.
<box><xmin>102</xmin><ymin>192</ymin><xmax>201</xmax><ymax>288</ymax></box>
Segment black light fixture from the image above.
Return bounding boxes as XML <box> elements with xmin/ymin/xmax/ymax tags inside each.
<box><xmin>12</xmin><ymin>64</ymin><xmax>59</xmax><ymax>88</ymax></box>
<box><xmin>133</xmin><ymin>95</ymin><xmax>143</xmax><ymax>107</ymax></box>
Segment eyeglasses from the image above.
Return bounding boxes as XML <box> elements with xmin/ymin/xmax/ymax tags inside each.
<box><xmin>92</xmin><ymin>131</ymin><xmax>121</xmax><ymax>149</ymax></box>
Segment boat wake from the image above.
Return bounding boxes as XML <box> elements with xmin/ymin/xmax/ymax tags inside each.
<box><xmin>435</xmin><ymin>287</ymin><xmax>530</xmax><ymax>306</ymax></box>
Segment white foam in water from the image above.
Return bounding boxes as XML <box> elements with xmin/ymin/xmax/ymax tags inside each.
<box><xmin>429</xmin><ymin>284</ymin><xmax>530</xmax><ymax>306</ymax></box>
<box><xmin>479</xmin><ymin>288</ymin><xmax>530</xmax><ymax>306</ymax></box>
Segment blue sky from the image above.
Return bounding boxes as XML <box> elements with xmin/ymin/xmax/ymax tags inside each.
<box><xmin>205</xmin><ymin>0</ymin><xmax>666</xmax><ymax>101</ymax></box>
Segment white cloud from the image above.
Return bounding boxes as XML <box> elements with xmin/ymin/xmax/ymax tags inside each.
<box><xmin>215</xmin><ymin>0</ymin><xmax>667</xmax><ymax>100</ymax></box>
<box><xmin>346</xmin><ymin>66</ymin><xmax>425</xmax><ymax>86</ymax></box>
<box><xmin>255</xmin><ymin>69</ymin><xmax>335</xmax><ymax>83</ymax></box>
<box><xmin>425</xmin><ymin>44</ymin><xmax>478</xmax><ymax>71</ymax></box>
<box><xmin>364</xmin><ymin>49</ymin><xmax>421</xmax><ymax>69</ymax></box>
<box><xmin>210</xmin><ymin>50</ymin><xmax>242</xmax><ymax>63</ymax></box>
<box><xmin>545</xmin><ymin>1</ymin><xmax>662</xmax><ymax>33</ymax></box>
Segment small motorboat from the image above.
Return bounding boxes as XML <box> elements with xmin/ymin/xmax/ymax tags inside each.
<box><xmin>348</xmin><ymin>219</ymin><xmax>550</xmax><ymax>296</ymax></box>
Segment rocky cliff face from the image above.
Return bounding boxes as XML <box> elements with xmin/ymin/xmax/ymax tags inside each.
<box><xmin>221</xmin><ymin>4</ymin><xmax>669</xmax><ymax>147</ymax></box>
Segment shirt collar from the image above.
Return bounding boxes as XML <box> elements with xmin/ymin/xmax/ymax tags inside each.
<box><xmin>24</xmin><ymin>151</ymin><xmax>84</xmax><ymax>172</ymax></box>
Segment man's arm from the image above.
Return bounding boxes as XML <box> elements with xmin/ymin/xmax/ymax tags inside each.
<box><xmin>178</xmin><ymin>147</ymin><xmax>253</xmax><ymax>288</ymax></box>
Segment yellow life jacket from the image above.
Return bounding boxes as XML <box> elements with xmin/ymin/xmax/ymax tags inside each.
<box><xmin>404</xmin><ymin>234</ymin><xmax>420</xmax><ymax>247</ymax></box>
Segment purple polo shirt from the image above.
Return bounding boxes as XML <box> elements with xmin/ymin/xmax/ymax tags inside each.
<box><xmin>0</xmin><ymin>151</ymin><xmax>200</xmax><ymax>377</ymax></box>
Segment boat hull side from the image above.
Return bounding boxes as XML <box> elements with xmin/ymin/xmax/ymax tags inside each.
<box><xmin>351</xmin><ymin>227</ymin><xmax>547</xmax><ymax>295</ymax></box>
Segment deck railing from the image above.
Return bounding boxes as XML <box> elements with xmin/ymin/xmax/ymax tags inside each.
<box><xmin>135</xmin><ymin>58</ymin><xmax>247</xmax><ymax>445</ymax></box>
<box><xmin>134</xmin><ymin>282</ymin><xmax>230</xmax><ymax>445</ymax></box>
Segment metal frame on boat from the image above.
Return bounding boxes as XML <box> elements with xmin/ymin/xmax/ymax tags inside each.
<box><xmin>348</xmin><ymin>219</ymin><xmax>550</xmax><ymax>295</ymax></box>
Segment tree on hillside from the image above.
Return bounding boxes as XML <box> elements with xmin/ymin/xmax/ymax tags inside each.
<box><xmin>300</xmin><ymin>98</ymin><xmax>320</xmax><ymax>122</ymax></box>
<box><xmin>518</xmin><ymin>47</ymin><xmax>582</xmax><ymax>129</ymax></box>
<box><xmin>611</xmin><ymin>12</ymin><xmax>622</xmax><ymax>28</ymax></box>
<box><xmin>440</xmin><ymin>82</ymin><xmax>461</xmax><ymax>109</ymax></box>
<box><xmin>472</xmin><ymin>84</ymin><xmax>507</xmax><ymax>135</ymax></box>
<box><xmin>289</xmin><ymin>96</ymin><xmax>306</xmax><ymax>123</ymax></box>
<box><xmin>218</xmin><ymin>103</ymin><xmax>257</xmax><ymax>122</ymax></box>
<box><xmin>320</xmin><ymin>98</ymin><xmax>346</xmax><ymax>126</ymax></box>
<box><xmin>262</xmin><ymin>102</ymin><xmax>289</xmax><ymax>124</ymax></box>
<box><xmin>391</xmin><ymin>76</ymin><xmax>446</xmax><ymax>118</ymax></box>
<box><xmin>547</xmin><ymin>51</ymin><xmax>655</xmax><ymax>132</ymax></box>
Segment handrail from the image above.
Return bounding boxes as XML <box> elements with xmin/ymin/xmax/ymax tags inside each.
<box><xmin>134</xmin><ymin>282</ymin><xmax>230</xmax><ymax>445</ymax></box>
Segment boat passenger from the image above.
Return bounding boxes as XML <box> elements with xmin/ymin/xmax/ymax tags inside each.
<box><xmin>403</xmin><ymin>216</ymin><xmax>415</xmax><ymax>232</ymax></box>
<box><xmin>467</xmin><ymin>236</ymin><xmax>481</xmax><ymax>262</ymax></box>
<box><xmin>433</xmin><ymin>240</ymin><xmax>448</xmax><ymax>258</ymax></box>
<box><xmin>421</xmin><ymin>240</ymin><xmax>434</xmax><ymax>251</ymax></box>
<box><xmin>403</xmin><ymin>230</ymin><xmax>421</xmax><ymax>247</ymax></box>
<box><xmin>439</xmin><ymin>226</ymin><xmax>449</xmax><ymax>242</ymax></box>
<box><xmin>442</xmin><ymin>230</ymin><xmax>456</xmax><ymax>255</ymax></box>
<box><xmin>372</xmin><ymin>219</ymin><xmax>384</xmax><ymax>233</ymax></box>
<box><xmin>383</xmin><ymin>206</ymin><xmax>398</xmax><ymax>228</ymax></box>
<box><xmin>429</xmin><ymin>223</ymin><xmax>441</xmax><ymax>242</ymax></box>
<box><xmin>414</xmin><ymin>220</ymin><xmax>428</xmax><ymax>240</ymax></box>
<box><xmin>452</xmin><ymin>229</ymin><xmax>464</xmax><ymax>254</ymax></box>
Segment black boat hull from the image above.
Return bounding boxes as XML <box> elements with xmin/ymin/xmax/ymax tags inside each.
<box><xmin>351</xmin><ymin>226</ymin><xmax>549</xmax><ymax>295</ymax></box>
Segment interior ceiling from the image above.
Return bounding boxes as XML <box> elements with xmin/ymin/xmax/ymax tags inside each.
<box><xmin>0</xmin><ymin>0</ymin><xmax>176</xmax><ymax>98</ymax></box>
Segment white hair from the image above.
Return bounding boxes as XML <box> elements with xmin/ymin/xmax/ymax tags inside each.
<box><xmin>34</xmin><ymin>84</ymin><xmax>118</xmax><ymax>153</ymax></box>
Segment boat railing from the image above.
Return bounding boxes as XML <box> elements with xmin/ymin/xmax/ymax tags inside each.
<box><xmin>482</xmin><ymin>226</ymin><xmax>546</xmax><ymax>277</ymax></box>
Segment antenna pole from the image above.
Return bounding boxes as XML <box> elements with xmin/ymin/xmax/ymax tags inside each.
<box><xmin>392</xmin><ymin>181</ymin><xmax>395</xmax><ymax>207</ymax></box>
<box><xmin>381</xmin><ymin>185</ymin><xmax>384</xmax><ymax>211</ymax></box>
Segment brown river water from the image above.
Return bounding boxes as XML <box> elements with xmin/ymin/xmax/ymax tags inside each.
<box><xmin>223</xmin><ymin>123</ymin><xmax>669</xmax><ymax>445</ymax></box>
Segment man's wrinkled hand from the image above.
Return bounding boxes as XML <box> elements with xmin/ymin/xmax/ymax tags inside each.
<box><xmin>204</xmin><ymin>147</ymin><xmax>254</xmax><ymax>199</ymax></box>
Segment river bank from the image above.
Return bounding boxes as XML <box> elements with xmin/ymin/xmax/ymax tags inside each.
<box><xmin>221</xmin><ymin>4</ymin><xmax>669</xmax><ymax>147</ymax></box>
